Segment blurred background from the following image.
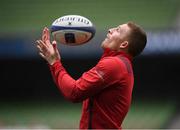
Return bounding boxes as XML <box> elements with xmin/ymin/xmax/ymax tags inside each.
<box><xmin>0</xmin><ymin>0</ymin><xmax>180</xmax><ymax>129</ymax></box>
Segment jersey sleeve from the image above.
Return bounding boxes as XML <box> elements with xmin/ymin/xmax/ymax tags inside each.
<box><xmin>49</xmin><ymin>58</ymin><xmax>120</xmax><ymax>102</ymax></box>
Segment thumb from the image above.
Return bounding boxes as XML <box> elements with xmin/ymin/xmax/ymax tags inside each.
<box><xmin>52</xmin><ymin>40</ymin><xmax>57</xmax><ymax>48</ymax></box>
<box><xmin>52</xmin><ymin>40</ymin><xmax>61</xmax><ymax>60</ymax></box>
<box><xmin>52</xmin><ymin>40</ymin><xmax>58</xmax><ymax>52</ymax></box>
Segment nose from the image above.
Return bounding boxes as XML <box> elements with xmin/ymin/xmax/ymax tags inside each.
<box><xmin>108</xmin><ymin>28</ymin><xmax>115</xmax><ymax>34</ymax></box>
<box><xmin>108</xmin><ymin>28</ymin><xmax>112</xmax><ymax>34</ymax></box>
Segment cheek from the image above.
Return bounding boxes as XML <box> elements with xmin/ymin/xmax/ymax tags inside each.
<box><xmin>111</xmin><ymin>34</ymin><xmax>121</xmax><ymax>42</ymax></box>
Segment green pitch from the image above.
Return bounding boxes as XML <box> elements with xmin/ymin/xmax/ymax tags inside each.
<box><xmin>0</xmin><ymin>0</ymin><xmax>180</xmax><ymax>32</ymax></box>
<box><xmin>0</xmin><ymin>100</ymin><xmax>176</xmax><ymax>129</ymax></box>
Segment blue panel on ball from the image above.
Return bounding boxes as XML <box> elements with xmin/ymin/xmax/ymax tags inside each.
<box><xmin>51</xmin><ymin>26</ymin><xmax>96</xmax><ymax>36</ymax></box>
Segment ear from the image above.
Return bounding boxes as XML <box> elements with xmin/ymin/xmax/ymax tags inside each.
<box><xmin>120</xmin><ymin>41</ymin><xmax>129</xmax><ymax>49</ymax></box>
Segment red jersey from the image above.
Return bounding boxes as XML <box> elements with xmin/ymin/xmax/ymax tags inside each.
<box><xmin>49</xmin><ymin>49</ymin><xmax>134</xmax><ymax>129</ymax></box>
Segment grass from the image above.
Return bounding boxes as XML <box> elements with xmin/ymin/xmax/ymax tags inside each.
<box><xmin>0</xmin><ymin>0</ymin><xmax>180</xmax><ymax>32</ymax></box>
<box><xmin>0</xmin><ymin>101</ymin><xmax>81</xmax><ymax>128</ymax></box>
<box><xmin>122</xmin><ymin>100</ymin><xmax>176</xmax><ymax>129</ymax></box>
<box><xmin>0</xmin><ymin>100</ymin><xmax>176</xmax><ymax>129</ymax></box>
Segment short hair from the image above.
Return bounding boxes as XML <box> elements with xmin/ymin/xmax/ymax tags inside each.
<box><xmin>126</xmin><ymin>22</ymin><xmax>147</xmax><ymax>57</ymax></box>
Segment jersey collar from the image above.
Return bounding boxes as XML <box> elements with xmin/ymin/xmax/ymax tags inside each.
<box><xmin>101</xmin><ymin>48</ymin><xmax>133</xmax><ymax>61</ymax></box>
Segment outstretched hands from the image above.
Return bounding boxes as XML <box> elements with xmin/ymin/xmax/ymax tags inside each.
<box><xmin>36</xmin><ymin>27</ymin><xmax>60</xmax><ymax>65</ymax></box>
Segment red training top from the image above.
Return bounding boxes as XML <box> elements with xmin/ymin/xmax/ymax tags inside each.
<box><xmin>49</xmin><ymin>48</ymin><xmax>134</xmax><ymax>129</ymax></box>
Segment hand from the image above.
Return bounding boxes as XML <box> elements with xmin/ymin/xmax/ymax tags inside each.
<box><xmin>36</xmin><ymin>27</ymin><xmax>61</xmax><ymax>65</ymax></box>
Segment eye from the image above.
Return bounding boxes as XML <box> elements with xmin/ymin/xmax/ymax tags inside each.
<box><xmin>116</xmin><ymin>27</ymin><xmax>120</xmax><ymax>32</ymax></box>
<box><xmin>115</xmin><ymin>26</ymin><xmax>120</xmax><ymax>32</ymax></box>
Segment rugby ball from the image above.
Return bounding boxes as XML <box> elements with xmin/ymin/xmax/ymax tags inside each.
<box><xmin>51</xmin><ymin>15</ymin><xmax>96</xmax><ymax>45</ymax></box>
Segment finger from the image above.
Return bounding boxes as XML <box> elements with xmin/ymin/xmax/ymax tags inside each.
<box><xmin>42</xmin><ymin>27</ymin><xmax>50</xmax><ymax>43</ymax></box>
<box><xmin>39</xmin><ymin>52</ymin><xmax>46</xmax><ymax>59</ymax></box>
<box><xmin>36</xmin><ymin>40</ymin><xmax>43</xmax><ymax>48</ymax></box>
<box><xmin>42</xmin><ymin>35</ymin><xmax>46</xmax><ymax>42</ymax></box>
<box><xmin>37</xmin><ymin>44</ymin><xmax>47</xmax><ymax>57</ymax></box>
<box><xmin>45</xmin><ymin>27</ymin><xmax>50</xmax><ymax>41</ymax></box>
<box><xmin>39</xmin><ymin>40</ymin><xmax>48</xmax><ymax>48</ymax></box>
<box><xmin>52</xmin><ymin>40</ymin><xmax>57</xmax><ymax>49</ymax></box>
<box><xmin>36</xmin><ymin>40</ymin><xmax>41</xmax><ymax>45</ymax></box>
<box><xmin>36</xmin><ymin>40</ymin><xmax>45</xmax><ymax>50</ymax></box>
<box><xmin>35</xmin><ymin>40</ymin><xmax>39</xmax><ymax>44</ymax></box>
<box><xmin>37</xmin><ymin>45</ymin><xmax>43</xmax><ymax>52</ymax></box>
<box><xmin>52</xmin><ymin>41</ymin><xmax>59</xmax><ymax>53</ymax></box>
<box><xmin>37</xmin><ymin>40</ymin><xmax>50</xmax><ymax>54</ymax></box>
<box><xmin>42</xmin><ymin>27</ymin><xmax>47</xmax><ymax>42</ymax></box>
<box><xmin>45</xmin><ymin>39</ymin><xmax>51</xmax><ymax>46</ymax></box>
<box><xmin>52</xmin><ymin>40</ymin><xmax>59</xmax><ymax>53</ymax></box>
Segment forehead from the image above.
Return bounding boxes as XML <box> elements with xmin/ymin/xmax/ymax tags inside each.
<box><xmin>118</xmin><ymin>24</ymin><xmax>129</xmax><ymax>30</ymax></box>
<box><xmin>118</xmin><ymin>24</ymin><xmax>131</xmax><ymax>34</ymax></box>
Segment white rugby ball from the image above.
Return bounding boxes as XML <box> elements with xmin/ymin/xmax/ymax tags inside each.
<box><xmin>51</xmin><ymin>15</ymin><xmax>96</xmax><ymax>45</ymax></box>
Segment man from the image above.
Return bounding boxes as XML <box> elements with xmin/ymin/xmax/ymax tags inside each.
<box><xmin>36</xmin><ymin>22</ymin><xmax>147</xmax><ymax>129</ymax></box>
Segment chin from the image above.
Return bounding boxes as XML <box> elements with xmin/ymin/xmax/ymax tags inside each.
<box><xmin>101</xmin><ymin>40</ymin><xmax>108</xmax><ymax>49</ymax></box>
